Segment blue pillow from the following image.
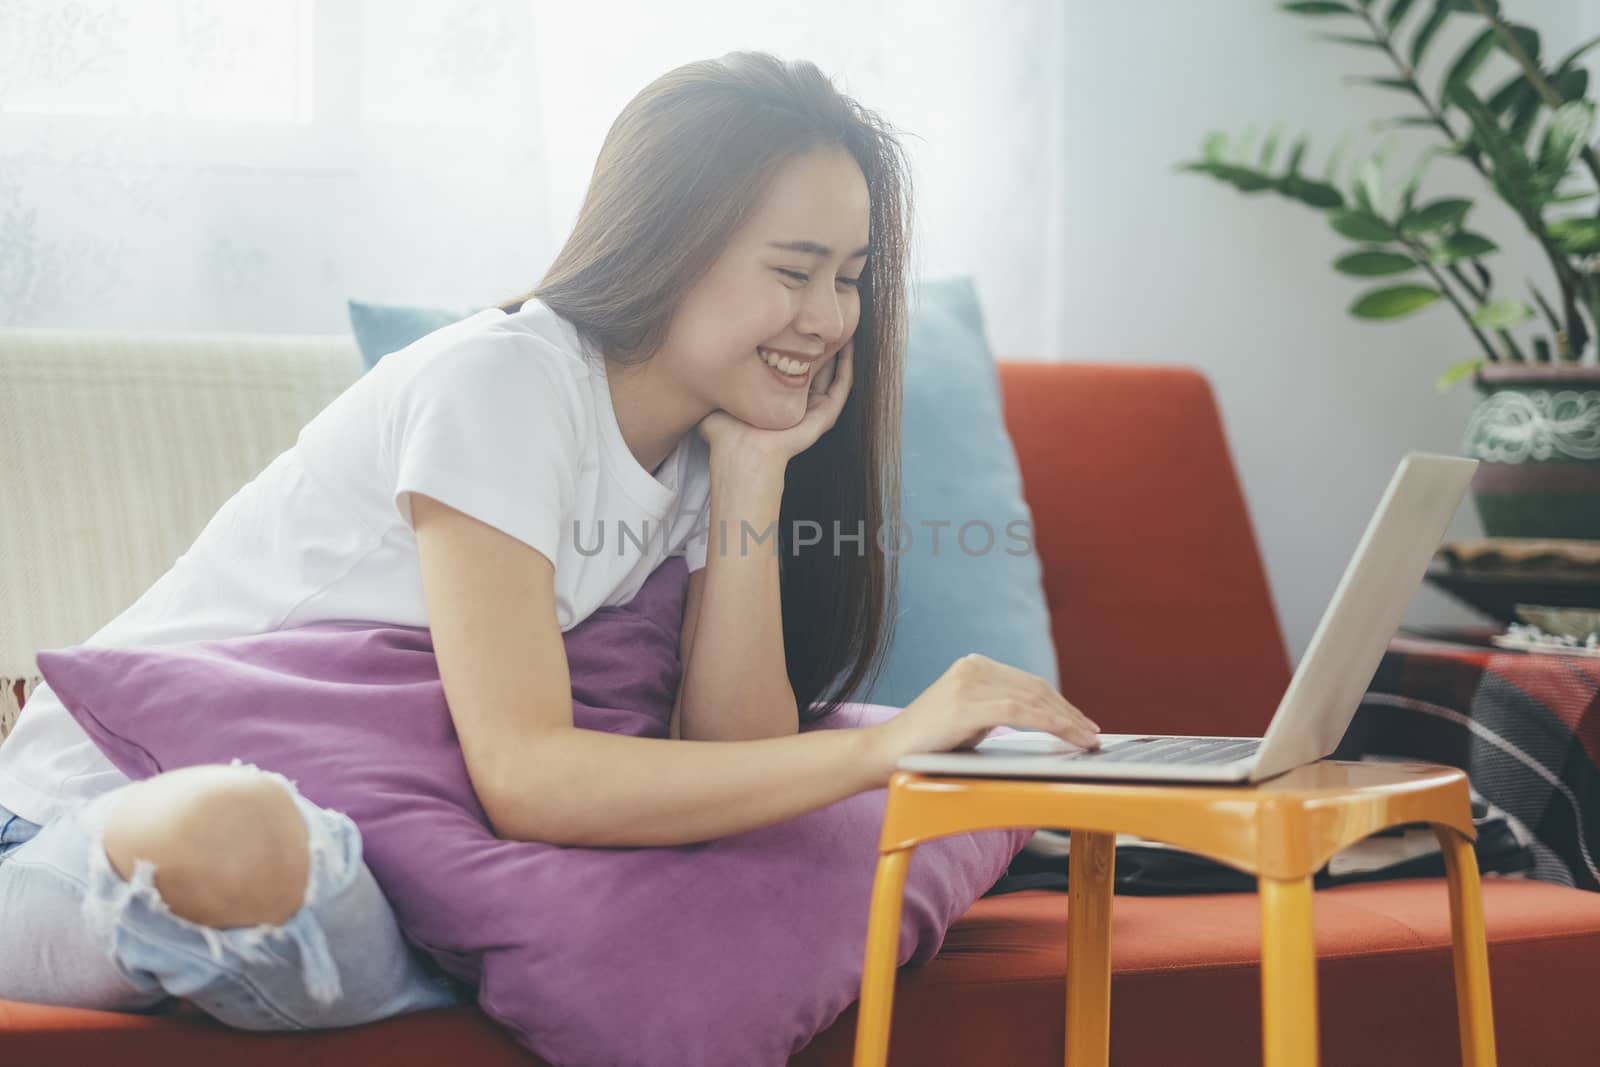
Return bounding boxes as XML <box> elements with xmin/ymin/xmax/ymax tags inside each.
<box><xmin>857</xmin><ymin>275</ymin><xmax>1059</xmax><ymax>705</ymax></box>
<box><xmin>345</xmin><ymin>279</ymin><xmax>1061</xmax><ymax>704</ymax></box>
<box><xmin>347</xmin><ymin>299</ymin><xmax>475</xmax><ymax>371</ymax></box>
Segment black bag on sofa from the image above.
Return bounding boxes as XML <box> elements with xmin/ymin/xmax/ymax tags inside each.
<box><xmin>981</xmin><ymin>794</ymin><xmax>1534</xmax><ymax>898</ymax></box>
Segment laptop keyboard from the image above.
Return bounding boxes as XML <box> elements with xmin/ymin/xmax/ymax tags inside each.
<box><xmin>1062</xmin><ymin>737</ymin><xmax>1262</xmax><ymax>766</ymax></box>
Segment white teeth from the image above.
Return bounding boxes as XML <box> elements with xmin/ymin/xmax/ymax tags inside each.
<box><xmin>758</xmin><ymin>348</ymin><xmax>806</xmax><ymax>376</ymax></box>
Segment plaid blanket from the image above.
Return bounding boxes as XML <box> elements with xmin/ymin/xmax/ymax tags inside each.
<box><xmin>982</xmin><ymin>627</ymin><xmax>1598</xmax><ymax>898</ymax></box>
<box><xmin>1333</xmin><ymin>629</ymin><xmax>1600</xmax><ymax>891</ymax></box>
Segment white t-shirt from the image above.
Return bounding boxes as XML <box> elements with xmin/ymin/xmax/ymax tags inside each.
<box><xmin>0</xmin><ymin>299</ymin><xmax>712</xmax><ymax>827</ymax></box>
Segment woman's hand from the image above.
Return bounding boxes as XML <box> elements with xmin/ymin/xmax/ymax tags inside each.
<box><xmin>696</xmin><ymin>339</ymin><xmax>853</xmax><ymax>465</ymax></box>
<box><xmin>863</xmin><ymin>652</ymin><xmax>1101</xmax><ymax>781</ymax></box>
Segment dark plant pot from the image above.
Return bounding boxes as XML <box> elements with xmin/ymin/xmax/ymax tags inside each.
<box><xmin>1465</xmin><ymin>363</ymin><xmax>1600</xmax><ymax>539</ymax></box>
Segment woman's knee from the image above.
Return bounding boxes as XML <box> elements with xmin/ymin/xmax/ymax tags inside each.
<box><xmin>99</xmin><ymin>764</ymin><xmax>310</xmax><ymax>929</ymax></box>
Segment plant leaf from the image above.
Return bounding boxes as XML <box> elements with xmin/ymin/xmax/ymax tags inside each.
<box><xmin>1234</xmin><ymin>123</ymin><xmax>1259</xmax><ymax>164</ymax></box>
<box><xmin>1550</xmin><ymin>185</ymin><xmax>1598</xmax><ymax>205</ymax></box>
<box><xmin>1537</xmin><ymin>101</ymin><xmax>1596</xmax><ymax>181</ymax></box>
<box><xmin>1444</xmin><ymin>27</ymin><xmax>1497</xmax><ymax>96</ymax></box>
<box><xmin>1201</xmin><ymin>131</ymin><xmax>1229</xmax><ymax>163</ymax></box>
<box><xmin>1400</xmin><ymin>196</ymin><xmax>1472</xmax><ymax>233</ymax></box>
<box><xmin>1552</xmin><ymin>32</ymin><xmax>1600</xmax><ymax>74</ymax></box>
<box><xmin>1335</xmin><ymin>250</ymin><xmax>1419</xmax><ymax>275</ymax></box>
<box><xmin>1554</xmin><ymin>66</ymin><xmax>1589</xmax><ymax>105</ymax></box>
<box><xmin>1282</xmin><ymin>0</ymin><xmax>1357</xmax><ymax>12</ymax></box>
<box><xmin>1408</xmin><ymin>3</ymin><xmax>1452</xmax><ymax>68</ymax></box>
<box><xmin>1351</xmin><ymin>284</ymin><xmax>1442</xmax><ymax>318</ymax></box>
<box><xmin>1260</xmin><ymin>123</ymin><xmax>1284</xmax><ymax>168</ymax></box>
<box><xmin>1371</xmin><ymin>115</ymin><xmax>1441</xmax><ymax>131</ymax></box>
<box><xmin>1330</xmin><ymin>209</ymin><xmax>1395</xmax><ymax>241</ymax></box>
<box><xmin>1355</xmin><ymin>157</ymin><xmax>1385</xmax><ymax>213</ymax></box>
<box><xmin>1434</xmin><ymin>231</ymin><xmax>1498</xmax><ymax>262</ymax></box>
<box><xmin>1397</xmin><ymin>144</ymin><xmax>1447</xmax><ymax>214</ymax></box>
<box><xmin>1470</xmin><ymin>298</ymin><xmax>1534</xmax><ymax>329</ymax></box>
<box><xmin>1550</xmin><ymin>216</ymin><xmax>1600</xmax><ymax>255</ymax></box>
<box><xmin>1208</xmin><ymin>163</ymin><xmax>1277</xmax><ymax>192</ymax></box>
<box><xmin>1278</xmin><ymin>174</ymin><xmax>1345</xmax><ymax>208</ymax></box>
<box><xmin>1384</xmin><ymin>0</ymin><xmax>1417</xmax><ymax>31</ymax></box>
<box><xmin>1436</xmin><ymin>357</ymin><xmax>1484</xmax><ymax>391</ymax></box>
<box><xmin>1285</xmin><ymin>134</ymin><xmax>1309</xmax><ymax>176</ymax></box>
<box><xmin>1485</xmin><ymin>72</ymin><xmax>1531</xmax><ymax>114</ymax></box>
<box><xmin>1352</xmin><ymin>76</ymin><xmax>1418</xmax><ymax>93</ymax></box>
<box><xmin>1496</xmin><ymin>24</ymin><xmax>1540</xmax><ymax>66</ymax></box>
<box><xmin>1506</xmin><ymin>85</ymin><xmax>1543</xmax><ymax>147</ymax></box>
<box><xmin>1316</xmin><ymin>32</ymin><xmax>1389</xmax><ymax>48</ymax></box>
<box><xmin>1321</xmin><ymin>131</ymin><xmax>1348</xmax><ymax>180</ymax></box>
<box><xmin>1448</xmin><ymin>82</ymin><xmax>1542</xmax><ymax>212</ymax></box>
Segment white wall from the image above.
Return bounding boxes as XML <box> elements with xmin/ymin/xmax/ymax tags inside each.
<box><xmin>1047</xmin><ymin>0</ymin><xmax>1595</xmax><ymax>664</ymax></box>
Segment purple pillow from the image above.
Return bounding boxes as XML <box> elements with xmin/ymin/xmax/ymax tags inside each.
<box><xmin>35</xmin><ymin>555</ymin><xmax>1031</xmax><ymax>1066</ymax></box>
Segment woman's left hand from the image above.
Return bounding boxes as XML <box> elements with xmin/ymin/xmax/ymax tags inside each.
<box><xmin>696</xmin><ymin>339</ymin><xmax>854</xmax><ymax>465</ymax></box>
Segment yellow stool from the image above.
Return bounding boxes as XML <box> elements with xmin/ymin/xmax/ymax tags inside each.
<box><xmin>852</xmin><ymin>760</ymin><xmax>1496</xmax><ymax>1067</ymax></box>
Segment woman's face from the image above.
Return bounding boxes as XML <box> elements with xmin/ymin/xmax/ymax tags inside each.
<box><xmin>662</xmin><ymin>148</ymin><xmax>871</xmax><ymax>432</ymax></box>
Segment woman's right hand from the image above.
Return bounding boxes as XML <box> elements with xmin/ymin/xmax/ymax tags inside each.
<box><xmin>864</xmin><ymin>653</ymin><xmax>1101</xmax><ymax>779</ymax></box>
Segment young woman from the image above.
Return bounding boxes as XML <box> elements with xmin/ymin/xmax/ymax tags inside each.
<box><xmin>0</xmin><ymin>52</ymin><xmax>1098</xmax><ymax>1031</ymax></box>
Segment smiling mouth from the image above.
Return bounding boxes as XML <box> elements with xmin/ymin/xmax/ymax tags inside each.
<box><xmin>755</xmin><ymin>348</ymin><xmax>812</xmax><ymax>386</ymax></box>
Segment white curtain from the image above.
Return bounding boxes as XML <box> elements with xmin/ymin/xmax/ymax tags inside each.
<box><xmin>0</xmin><ymin>0</ymin><xmax>1069</xmax><ymax>362</ymax></box>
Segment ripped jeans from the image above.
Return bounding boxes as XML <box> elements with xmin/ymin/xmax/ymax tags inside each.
<box><xmin>0</xmin><ymin>760</ymin><xmax>471</xmax><ymax>1029</ymax></box>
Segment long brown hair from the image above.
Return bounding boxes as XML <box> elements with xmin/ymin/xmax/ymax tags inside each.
<box><xmin>499</xmin><ymin>51</ymin><xmax>915</xmax><ymax>721</ymax></box>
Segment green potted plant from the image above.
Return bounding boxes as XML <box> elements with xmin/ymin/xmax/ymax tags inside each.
<box><xmin>1180</xmin><ymin>0</ymin><xmax>1600</xmax><ymax>538</ymax></box>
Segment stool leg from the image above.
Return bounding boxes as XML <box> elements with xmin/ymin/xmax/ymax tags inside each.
<box><xmin>1259</xmin><ymin>875</ymin><xmax>1319</xmax><ymax>1067</ymax></box>
<box><xmin>1434</xmin><ymin>825</ymin><xmax>1497</xmax><ymax>1067</ymax></box>
<box><xmin>854</xmin><ymin>848</ymin><xmax>912</xmax><ymax>1067</ymax></box>
<box><xmin>1066</xmin><ymin>830</ymin><xmax>1114</xmax><ymax>1067</ymax></box>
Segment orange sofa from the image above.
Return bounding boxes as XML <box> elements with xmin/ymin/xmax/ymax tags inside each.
<box><xmin>5</xmin><ymin>361</ymin><xmax>1600</xmax><ymax>1066</ymax></box>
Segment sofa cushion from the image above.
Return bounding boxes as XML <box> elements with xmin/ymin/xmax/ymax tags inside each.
<box><xmin>792</xmin><ymin>878</ymin><xmax>1600</xmax><ymax>1066</ymax></box>
<box><xmin>347</xmin><ymin>280</ymin><xmax>1061</xmax><ymax>710</ymax></box>
<box><xmin>34</xmin><ymin>554</ymin><xmax>1032</xmax><ymax>1067</ymax></box>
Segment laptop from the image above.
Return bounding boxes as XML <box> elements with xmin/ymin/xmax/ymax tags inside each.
<box><xmin>896</xmin><ymin>451</ymin><xmax>1480</xmax><ymax>784</ymax></box>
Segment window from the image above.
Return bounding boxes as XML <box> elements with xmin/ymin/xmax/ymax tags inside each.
<box><xmin>2</xmin><ymin>0</ymin><xmax>316</xmax><ymax>121</ymax></box>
